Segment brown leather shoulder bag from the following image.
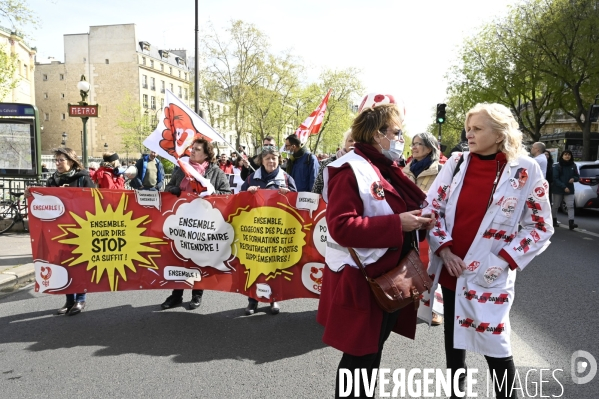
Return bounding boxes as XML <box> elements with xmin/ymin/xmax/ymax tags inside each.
<box><xmin>348</xmin><ymin>235</ymin><xmax>432</xmax><ymax>313</ymax></box>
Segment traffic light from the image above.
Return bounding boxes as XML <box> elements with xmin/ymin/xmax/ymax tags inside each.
<box><xmin>436</xmin><ymin>103</ymin><xmax>447</xmax><ymax>124</ymax></box>
<box><xmin>589</xmin><ymin>104</ymin><xmax>599</xmax><ymax>123</ymax></box>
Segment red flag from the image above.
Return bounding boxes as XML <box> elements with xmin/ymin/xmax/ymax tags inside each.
<box><xmin>294</xmin><ymin>89</ymin><xmax>332</xmax><ymax>144</ymax></box>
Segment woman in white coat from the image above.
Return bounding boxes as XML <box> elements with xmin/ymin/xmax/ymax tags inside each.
<box><xmin>424</xmin><ymin>103</ymin><xmax>553</xmax><ymax>399</ymax></box>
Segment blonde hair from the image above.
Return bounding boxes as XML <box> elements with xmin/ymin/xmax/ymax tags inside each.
<box><xmin>465</xmin><ymin>103</ymin><xmax>527</xmax><ymax>162</ymax></box>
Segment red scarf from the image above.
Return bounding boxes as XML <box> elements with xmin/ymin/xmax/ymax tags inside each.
<box><xmin>354</xmin><ymin>143</ymin><xmax>426</xmax><ymax>211</ymax></box>
<box><xmin>180</xmin><ymin>160</ymin><xmax>209</xmax><ymax>192</ymax></box>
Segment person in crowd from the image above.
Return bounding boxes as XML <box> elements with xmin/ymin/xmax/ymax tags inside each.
<box><xmin>544</xmin><ymin>150</ymin><xmax>555</xmax><ymax>208</ymax></box>
<box><xmin>424</xmin><ymin>103</ymin><xmax>554</xmax><ymax>399</ymax></box>
<box><xmin>41</xmin><ymin>163</ymin><xmax>49</xmax><ymax>173</ymax></box>
<box><xmin>551</xmin><ymin>149</ymin><xmax>580</xmax><ymax>230</ymax></box>
<box><xmin>240</xmin><ymin>136</ymin><xmax>277</xmax><ymax>180</ymax></box>
<box><xmin>130</xmin><ymin>151</ymin><xmax>165</xmax><ymax>191</ymax></box>
<box><xmin>88</xmin><ymin>161</ymin><xmax>99</xmax><ymax>181</ymax></box>
<box><xmin>284</xmin><ymin>134</ymin><xmax>319</xmax><ymax>192</ymax></box>
<box><xmin>161</xmin><ymin>139</ymin><xmax>231</xmax><ymax>310</ymax></box>
<box><xmin>312</xmin><ymin>129</ymin><xmax>354</xmax><ymax>195</ymax></box>
<box><xmin>232</xmin><ymin>156</ymin><xmax>244</xmax><ymax>175</ymax></box>
<box><xmin>530</xmin><ymin>142</ymin><xmax>548</xmax><ymax>179</ymax></box>
<box><xmin>218</xmin><ymin>153</ymin><xmax>234</xmax><ymax>174</ymax></box>
<box><xmin>403</xmin><ymin>132</ymin><xmax>444</xmax><ymax>326</ymax></box>
<box><xmin>317</xmin><ymin>93</ymin><xmax>434</xmax><ymax>398</ymax></box>
<box><xmin>240</xmin><ymin>145</ymin><xmax>297</xmax><ymax>315</ymax></box>
<box><xmin>25</xmin><ymin>148</ymin><xmax>96</xmax><ymax>316</ymax></box>
<box><xmin>450</xmin><ymin>129</ymin><xmax>469</xmax><ymax>154</ymax></box>
<box><xmin>93</xmin><ymin>152</ymin><xmax>125</xmax><ymax>189</ymax></box>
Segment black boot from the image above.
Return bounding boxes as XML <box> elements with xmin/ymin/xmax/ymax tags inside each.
<box><xmin>553</xmin><ymin>218</ymin><xmax>559</xmax><ymax>227</ymax></box>
<box><xmin>569</xmin><ymin>220</ymin><xmax>578</xmax><ymax>230</ymax></box>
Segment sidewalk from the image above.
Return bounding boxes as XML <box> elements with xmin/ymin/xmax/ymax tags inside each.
<box><xmin>0</xmin><ymin>230</ymin><xmax>34</xmax><ymax>293</ymax></box>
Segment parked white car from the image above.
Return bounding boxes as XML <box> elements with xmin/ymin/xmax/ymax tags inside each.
<box><xmin>556</xmin><ymin>161</ymin><xmax>599</xmax><ymax>213</ymax></box>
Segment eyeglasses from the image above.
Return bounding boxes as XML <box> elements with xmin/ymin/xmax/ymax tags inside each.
<box><xmin>411</xmin><ymin>142</ymin><xmax>425</xmax><ymax>147</ymax></box>
<box><xmin>380</xmin><ymin>128</ymin><xmax>403</xmax><ymax>138</ymax></box>
<box><xmin>55</xmin><ymin>158</ymin><xmax>68</xmax><ymax>163</ymax></box>
<box><xmin>190</xmin><ymin>147</ymin><xmax>202</xmax><ymax>152</ymax></box>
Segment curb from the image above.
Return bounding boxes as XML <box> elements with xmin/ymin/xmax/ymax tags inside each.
<box><xmin>0</xmin><ymin>263</ymin><xmax>35</xmax><ymax>293</ymax></box>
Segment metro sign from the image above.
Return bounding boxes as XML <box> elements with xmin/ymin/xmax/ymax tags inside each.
<box><xmin>68</xmin><ymin>104</ymin><xmax>99</xmax><ymax>117</ymax></box>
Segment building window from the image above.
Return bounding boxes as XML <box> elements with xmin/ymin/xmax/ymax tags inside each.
<box><xmin>44</xmin><ymin>113</ymin><xmax>49</xmax><ymax>121</ymax></box>
<box><xmin>160</xmin><ymin>80</ymin><xmax>165</xmax><ymax>93</ymax></box>
<box><xmin>143</xmin><ymin>95</ymin><xmax>148</xmax><ymax>108</ymax></box>
<box><xmin>178</xmin><ymin>86</ymin><xmax>182</xmax><ymax>97</ymax></box>
<box><xmin>184</xmin><ymin>72</ymin><xmax>187</xmax><ymax>81</ymax></box>
<box><xmin>150</xmin><ymin>60</ymin><xmax>154</xmax><ymax>68</ymax></box>
<box><xmin>151</xmin><ymin>96</ymin><xmax>156</xmax><ymax>109</ymax></box>
<box><xmin>43</xmin><ymin>74</ymin><xmax>47</xmax><ymax>81</ymax></box>
<box><xmin>150</xmin><ymin>77</ymin><xmax>155</xmax><ymax>91</ymax></box>
<box><xmin>161</xmin><ymin>98</ymin><xmax>164</xmax><ymax>109</ymax></box>
<box><xmin>169</xmin><ymin>83</ymin><xmax>174</xmax><ymax>92</ymax></box>
<box><xmin>184</xmin><ymin>88</ymin><xmax>188</xmax><ymax>100</ymax></box>
<box><xmin>142</xmin><ymin>57</ymin><xmax>146</xmax><ymax>65</ymax></box>
<box><xmin>160</xmin><ymin>64</ymin><xmax>164</xmax><ymax>71</ymax></box>
<box><xmin>169</xmin><ymin>67</ymin><xmax>172</xmax><ymax>75</ymax></box>
<box><xmin>105</xmin><ymin>59</ymin><xmax>109</xmax><ymax>64</ymax></box>
<box><xmin>23</xmin><ymin>64</ymin><xmax>27</xmax><ymax>78</ymax></box>
<box><xmin>178</xmin><ymin>70</ymin><xmax>181</xmax><ymax>78</ymax></box>
<box><xmin>142</xmin><ymin>75</ymin><xmax>148</xmax><ymax>89</ymax></box>
<box><xmin>43</xmin><ymin>93</ymin><xmax>48</xmax><ymax>99</ymax></box>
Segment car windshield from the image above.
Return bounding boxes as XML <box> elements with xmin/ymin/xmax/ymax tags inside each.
<box><xmin>579</xmin><ymin>165</ymin><xmax>599</xmax><ymax>178</ymax></box>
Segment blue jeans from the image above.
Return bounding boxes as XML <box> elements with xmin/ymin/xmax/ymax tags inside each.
<box><xmin>66</xmin><ymin>293</ymin><xmax>86</xmax><ymax>303</ymax></box>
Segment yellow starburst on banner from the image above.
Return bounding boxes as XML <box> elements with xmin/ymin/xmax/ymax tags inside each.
<box><xmin>58</xmin><ymin>190</ymin><xmax>164</xmax><ymax>291</ymax></box>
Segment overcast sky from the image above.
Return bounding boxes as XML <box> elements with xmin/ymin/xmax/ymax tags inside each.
<box><xmin>20</xmin><ymin>0</ymin><xmax>517</xmax><ymax>136</ymax></box>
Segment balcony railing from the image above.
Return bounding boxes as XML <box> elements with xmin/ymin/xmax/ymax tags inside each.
<box><xmin>142</xmin><ymin>84</ymin><xmax>148</xmax><ymax>89</ymax></box>
<box><xmin>150</xmin><ymin>86</ymin><xmax>155</xmax><ymax>91</ymax></box>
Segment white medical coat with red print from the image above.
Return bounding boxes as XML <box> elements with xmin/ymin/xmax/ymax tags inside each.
<box><xmin>423</xmin><ymin>152</ymin><xmax>554</xmax><ymax>357</ymax></box>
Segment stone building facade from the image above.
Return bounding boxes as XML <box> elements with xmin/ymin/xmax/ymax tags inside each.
<box><xmin>34</xmin><ymin>24</ymin><xmax>190</xmax><ymax>158</ymax></box>
<box><xmin>0</xmin><ymin>26</ymin><xmax>36</xmax><ymax>104</ymax></box>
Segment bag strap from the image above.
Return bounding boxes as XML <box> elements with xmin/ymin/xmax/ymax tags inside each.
<box><xmin>348</xmin><ymin>232</ymin><xmax>418</xmax><ymax>282</ymax></box>
<box><xmin>347</xmin><ymin>247</ymin><xmax>371</xmax><ymax>282</ymax></box>
<box><xmin>452</xmin><ymin>154</ymin><xmax>464</xmax><ymax>178</ymax></box>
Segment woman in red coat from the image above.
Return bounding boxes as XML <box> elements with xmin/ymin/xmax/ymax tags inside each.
<box><xmin>317</xmin><ymin>93</ymin><xmax>435</xmax><ymax>398</ymax></box>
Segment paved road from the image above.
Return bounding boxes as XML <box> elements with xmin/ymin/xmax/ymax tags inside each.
<box><xmin>0</xmin><ymin>215</ymin><xmax>598</xmax><ymax>398</ymax></box>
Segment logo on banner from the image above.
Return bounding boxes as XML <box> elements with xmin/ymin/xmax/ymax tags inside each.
<box><xmin>163</xmin><ymin>266</ymin><xmax>201</xmax><ymax>283</ymax></box>
<box><xmin>34</xmin><ymin>262</ymin><xmax>70</xmax><ymax>293</ymax></box>
<box><xmin>256</xmin><ymin>283</ymin><xmax>272</xmax><ymax>299</ymax></box>
<box><xmin>533</xmin><ymin>185</ymin><xmax>546</xmax><ymax>201</ymax></box>
<box><xmin>30</xmin><ymin>192</ymin><xmax>65</xmax><ymax>220</ymax></box>
<box><xmin>531</xmin><ymin>230</ymin><xmax>541</xmax><ymax>243</ymax></box>
<box><xmin>302</xmin><ymin>262</ymin><xmax>324</xmax><ymax>294</ymax></box>
<box><xmin>467</xmin><ymin>261</ymin><xmax>480</xmax><ymax>271</ymax></box>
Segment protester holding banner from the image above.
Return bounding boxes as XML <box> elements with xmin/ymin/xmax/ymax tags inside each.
<box><xmin>312</xmin><ymin>129</ymin><xmax>354</xmax><ymax>195</ymax></box>
<box><xmin>25</xmin><ymin>147</ymin><xmax>95</xmax><ymax>316</ymax></box>
<box><xmin>424</xmin><ymin>103</ymin><xmax>553</xmax><ymax>398</ymax></box>
<box><xmin>240</xmin><ymin>145</ymin><xmax>297</xmax><ymax>315</ymax></box>
<box><xmin>316</xmin><ymin>93</ymin><xmax>433</xmax><ymax>398</ymax></box>
<box><xmin>161</xmin><ymin>138</ymin><xmax>231</xmax><ymax>310</ymax></box>
<box><xmin>240</xmin><ymin>136</ymin><xmax>277</xmax><ymax>180</ymax></box>
<box><xmin>93</xmin><ymin>152</ymin><xmax>125</xmax><ymax>190</ymax></box>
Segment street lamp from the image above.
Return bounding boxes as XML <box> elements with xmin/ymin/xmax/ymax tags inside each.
<box><xmin>77</xmin><ymin>75</ymin><xmax>91</xmax><ymax>167</ymax></box>
<box><xmin>61</xmin><ymin>132</ymin><xmax>67</xmax><ymax>148</ymax></box>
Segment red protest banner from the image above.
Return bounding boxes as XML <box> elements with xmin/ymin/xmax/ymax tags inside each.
<box><xmin>28</xmin><ymin>188</ymin><xmax>327</xmax><ymax>303</ymax></box>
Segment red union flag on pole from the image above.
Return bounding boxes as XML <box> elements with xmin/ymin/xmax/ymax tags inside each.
<box><xmin>295</xmin><ymin>88</ymin><xmax>332</xmax><ymax>145</ymax></box>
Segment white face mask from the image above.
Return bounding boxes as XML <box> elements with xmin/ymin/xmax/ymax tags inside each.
<box><xmin>378</xmin><ymin>132</ymin><xmax>404</xmax><ymax>162</ymax></box>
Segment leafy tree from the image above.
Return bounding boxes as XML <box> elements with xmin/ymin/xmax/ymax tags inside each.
<box><xmin>516</xmin><ymin>0</ymin><xmax>599</xmax><ymax>160</ymax></box>
<box><xmin>0</xmin><ymin>0</ymin><xmax>39</xmax><ymax>31</ymax></box>
<box><xmin>309</xmin><ymin>68</ymin><xmax>364</xmax><ymax>154</ymax></box>
<box><xmin>117</xmin><ymin>93</ymin><xmax>149</xmax><ymax>157</ymax></box>
<box><xmin>0</xmin><ymin>45</ymin><xmax>17</xmax><ymax>99</ymax></box>
<box><xmin>202</xmin><ymin>20</ymin><xmax>269</xmax><ymax>152</ymax></box>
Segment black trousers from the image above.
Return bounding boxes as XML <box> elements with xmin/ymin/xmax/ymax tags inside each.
<box><xmin>171</xmin><ymin>289</ymin><xmax>203</xmax><ymax>298</ymax></box>
<box><xmin>334</xmin><ymin>309</ymin><xmax>401</xmax><ymax>399</ymax></box>
<box><xmin>441</xmin><ymin>286</ymin><xmax>517</xmax><ymax>399</ymax></box>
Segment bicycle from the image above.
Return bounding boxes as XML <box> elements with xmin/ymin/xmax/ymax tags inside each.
<box><xmin>0</xmin><ymin>191</ymin><xmax>29</xmax><ymax>234</ymax></box>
